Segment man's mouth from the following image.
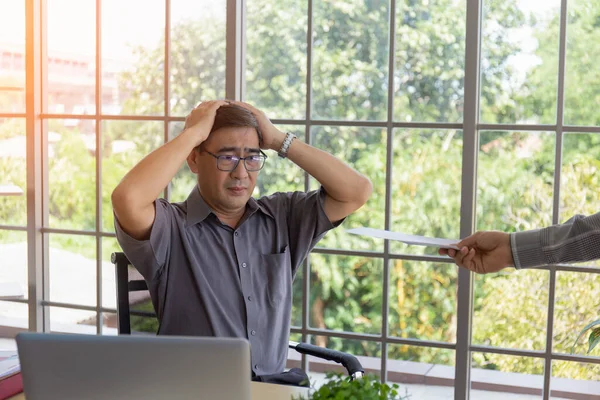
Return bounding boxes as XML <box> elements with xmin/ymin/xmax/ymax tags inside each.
<box><xmin>227</xmin><ymin>186</ymin><xmax>247</xmax><ymax>194</ymax></box>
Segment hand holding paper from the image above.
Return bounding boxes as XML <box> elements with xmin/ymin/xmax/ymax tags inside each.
<box><xmin>346</xmin><ymin>227</ymin><xmax>460</xmax><ymax>250</ymax></box>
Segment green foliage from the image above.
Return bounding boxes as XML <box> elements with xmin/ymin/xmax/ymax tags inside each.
<box><xmin>294</xmin><ymin>373</ymin><xmax>410</xmax><ymax>400</ymax></box>
<box><xmin>130</xmin><ymin>299</ymin><xmax>160</xmax><ymax>334</ymax></box>
<box><xmin>572</xmin><ymin>319</ymin><xmax>600</xmax><ymax>355</ymax></box>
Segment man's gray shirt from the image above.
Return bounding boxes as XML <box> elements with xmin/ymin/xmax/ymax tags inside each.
<box><xmin>114</xmin><ymin>186</ymin><xmax>337</xmax><ymax>376</ymax></box>
<box><xmin>511</xmin><ymin>212</ymin><xmax>600</xmax><ymax>268</ymax></box>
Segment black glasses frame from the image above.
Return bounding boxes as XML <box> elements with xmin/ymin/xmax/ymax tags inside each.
<box><xmin>204</xmin><ymin>150</ymin><xmax>268</xmax><ymax>172</ymax></box>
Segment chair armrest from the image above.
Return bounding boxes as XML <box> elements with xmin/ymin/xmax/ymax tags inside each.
<box><xmin>289</xmin><ymin>342</ymin><xmax>364</xmax><ymax>379</ymax></box>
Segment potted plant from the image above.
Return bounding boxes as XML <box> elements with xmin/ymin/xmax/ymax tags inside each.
<box><xmin>294</xmin><ymin>373</ymin><xmax>410</xmax><ymax>400</ymax></box>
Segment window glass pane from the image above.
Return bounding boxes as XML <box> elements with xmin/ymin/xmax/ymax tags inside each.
<box><xmin>390</xmin><ymin>129</ymin><xmax>462</xmax><ymax>255</ymax></box>
<box><xmin>471</xmin><ymin>353</ymin><xmax>544</xmax><ymax>399</ymax></box>
<box><xmin>309</xmin><ymin>255</ymin><xmax>383</xmax><ymax>335</ymax></box>
<box><xmin>47</xmin><ymin>0</ymin><xmax>95</xmax><ymax>114</ymax></box>
<box><xmin>387</xmin><ymin>345</ymin><xmax>454</xmax><ymax>398</ymax></box>
<box><xmin>477</xmin><ymin>131</ymin><xmax>555</xmax><ymax>232</ymax></box>
<box><xmin>564</xmin><ymin>0</ymin><xmax>600</xmax><ymax>126</ymax></box>
<box><xmin>130</xmin><ymin>300</ymin><xmax>159</xmax><ymax>334</ymax></box>
<box><xmin>560</xmin><ymin>134</ymin><xmax>600</xmax><ymax>265</ymax></box>
<box><xmin>395</xmin><ymin>0</ymin><xmax>466</xmax><ymax>123</ymax></box>
<box><xmin>169</xmin><ymin>0</ymin><xmax>226</xmax><ymax>116</ymax></box>
<box><xmin>102</xmin><ymin>120</ymin><xmax>164</xmax><ymax>232</ymax></box>
<box><xmin>473</xmin><ymin>269</ymin><xmax>548</xmax><ymax>351</ymax></box>
<box><xmin>49</xmin><ymin>234</ymin><xmax>96</xmax><ymax>307</ymax></box>
<box><xmin>245</xmin><ymin>0</ymin><xmax>306</xmax><ymax>119</ymax></box>
<box><xmin>102</xmin><ymin>0</ymin><xmax>165</xmax><ymax>115</ymax></box>
<box><xmin>0</xmin><ymin>231</ymin><xmax>27</xmax><ymax>302</ymax></box>
<box><xmin>0</xmin><ymin>1</ymin><xmax>25</xmax><ymax>113</ymax></box>
<box><xmin>480</xmin><ymin>0</ymin><xmax>561</xmax><ymax>124</ymax></box>
<box><xmin>50</xmin><ymin>306</ymin><xmax>97</xmax><ymax>335</ymax></box>
<box><xmin>389</xmin><ymin>260</ymin><xmax>457</xmax><ymax>343</ymax></box>
<box><xmin>554</xmin><ymin>271</ymin><xmax>600</xmax><ymax>356</ymax></box>
<box><xmin>0</xmin><ymin>118</ymin><xmax>26</xmax><ymax>226</ymax></box>
<box><xmin>311</xmin><ymin>126</ymin><xmax>386</xmax><ymax>252</ymax></box>
<box><xmin>0</xmin><ymin>301</ymin><xmax>28</xmax><ymax>333</ymax></box>
<box><xmin>101</xmin><ymin>312</ymin><xmax>118</xmax><ymax>335</ymax></box>
<box><xmin>551</xmin><ymin>360</ymin><xmax>600</xmax><ymax>398</ymax></box>
<box><xmin>312</xmin><ymin>0</ymin><xmax>389</xmax><ymax>121</ymax></box>
<box><xmin>48</xmin><ymin>119</ymin><xmax>97</xmax><ymax>230</ymax></box>
<box><xmin>257</xmin><ymin>125</ymin><xmax>305</xmax><ymax>196</ymax></box>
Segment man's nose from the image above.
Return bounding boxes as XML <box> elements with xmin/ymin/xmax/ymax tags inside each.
<box><xmin>230</xmin><ymin>160</ymin><xmax>248</xmax><ymax>179</ymax></box>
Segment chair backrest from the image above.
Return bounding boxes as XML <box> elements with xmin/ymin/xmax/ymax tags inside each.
<box><xmin>111</xmin><ymin>252</ymin><xmax>157</xmax><ymax>334</ymax></box>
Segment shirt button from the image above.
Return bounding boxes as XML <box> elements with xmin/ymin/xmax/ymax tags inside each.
<box><xmin>247</xmin><ymin>296</ymin><xmax>252</xmax><ymax>301</ymax></box>
<box><xmin>234</xmin><ymin>232</ymin><xmax>239</xmax><ymax>236</ymax></box>
<box><xmin>254</xmin><ymin>364</ymin><xmax>259</xmax><ymax>370</ymax></box>
<box><xmin>251</xmin><ymin>330</ymin><xmax>256</xmax><ymax>336</ymax></box>
<box><xmin>242</xmin><ymin>262</ymin><xmax>247</xmax><ymax>268</ymax></box>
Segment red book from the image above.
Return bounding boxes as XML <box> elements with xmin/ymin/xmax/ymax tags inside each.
<box><xmin>0</xmin><ymin>351</ymin><xmax>22</xmax><ymax>400</ymax></box>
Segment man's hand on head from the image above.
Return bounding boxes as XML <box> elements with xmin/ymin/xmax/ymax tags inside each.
<box><xmin>184</xmin><ymin>100</ymin><xmax>230</xmax><ymax>147</ymax></box>
<box><xmin>438</xmin><ymin>231</ymin><xmax>514</xmax><ymax>274</ymax></box>
<box><xmin>229</xmin><ymin>101</ymin><xmax>287</xmax><ymax>151</ymax></box>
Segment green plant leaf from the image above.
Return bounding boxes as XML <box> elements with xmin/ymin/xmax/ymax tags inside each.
<box><xmin>588</xmin><ymin>327</ymin><xmax>600</xmax><ymax>354</ymax></box>
<box><xmin>571</xmin><ymin>319</ymin><xmax>600</xmax><ymax>354</ymax></box>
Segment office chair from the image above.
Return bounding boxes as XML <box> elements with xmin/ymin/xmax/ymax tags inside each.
<box><xmin>111</xmin><ymin>252</ymin><xmax>364</xmax><ymax>380</ymax></box>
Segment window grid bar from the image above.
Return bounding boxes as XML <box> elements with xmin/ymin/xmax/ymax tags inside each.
<box><xmin>380</xmin><ymin>0</ymin><xmax>397</xmax><ymax>381</ymax></box>
<box><xmin>94</xmin><ymin>0</ymin><xmax>103</xmax><ymax>335</ymax></box>
<box><xmin>163</xmin><ymin>0</ymin><xmax>172</xmax><ymax>202</ymax></box>
<box><xmin>290</xmin><ymin>327</ymin><xmax>456</xmax><ymax>350</ymax></box>
<box><xmin>456</xmin><ymin>0</ymin><xmax>483</xmax><ymax>396</ymax></box>
<box><xmin>301</xmin><ymin>0</ymin><xmax>314</xmax><ymax>374</ymax></box>
<box><xmin>0</xmin><ymin>225</ymin><xmax>28</xmax><ymax>231</ymax></box>
<box><xmin>0</xmin><ymin>298</ymin><xmax>29</xmax><ymax>305</ymax></box>
<box><xmin>0</xmin><ymin>113</ymin><xmax>27</xmax><ymax>118</ymax></box>
<box><xmin>480</xmin><ymin>123</ymin><xmax>600</xmax><ymax>133</ymax></box>
<box><xmin>24</xmin><ymin>114</ymin><xmax>600</xmax><ymax>133</ymax></box>
<box><xmin>40</xmin><ymin>0</ymin><xmax>52</xmax><ymax>333</ymax></box>
<box><xmin>40</xmin><ymin>227</ymin><xmax>116</xmax><ymax>237</ymax></box>
<box><xmin>543</xmin><ymin>0</ymin><xmax>570</xmax><ymax>396</ymax></box>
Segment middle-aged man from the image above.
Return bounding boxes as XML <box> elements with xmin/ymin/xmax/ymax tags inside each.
<box><xmin>111</xmin><ymin>100</ymin><xmax>372</xmax><ymax>380</ymax></box>
<box><xmin>439</xmin><ymin>212</ymin><xmax>600</xmax><ymax>273</ymax></box>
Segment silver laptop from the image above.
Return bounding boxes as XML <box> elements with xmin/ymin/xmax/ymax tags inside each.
<box><xmin>16</xmin><ymin>332</ymin><xmax>251</xmax><ymax>400</ymax></box>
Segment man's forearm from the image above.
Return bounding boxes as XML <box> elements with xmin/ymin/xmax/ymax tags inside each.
<box><xmin>284</xmin><ymin>137</ymin><xmax>372</xmax><ymax>204</ymax></box>
<box><xmin>112</xmin><ymin>129</ymin><xmax>198</xmax><ymax>211</ymax></box>
<box><xmin>511</xmin><ymin>212</ymin><xmax>600</xmax><ymax>268</ymax></box>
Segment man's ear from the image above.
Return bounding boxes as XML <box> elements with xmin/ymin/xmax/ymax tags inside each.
<box><xmin>186</xmin><ymin>148</ymin><xmax>200</xmax><ymax>174</ymax></box>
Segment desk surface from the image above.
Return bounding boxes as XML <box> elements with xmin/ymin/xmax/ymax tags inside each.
<box><xmin>8</xmin><ymin>381</ymin><xmax>309</xmax><ymax>400</ymax></box>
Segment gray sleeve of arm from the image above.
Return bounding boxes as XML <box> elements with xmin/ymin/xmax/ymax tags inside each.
<box><xmin>113</xmin><ymin>199</ymin><xmax>172</xmax><ymax>282</ymax></box>
<box><xmin>511</xmin><ymin>212</ymin><xmax>600</xmax><ymax>269</ymax></box>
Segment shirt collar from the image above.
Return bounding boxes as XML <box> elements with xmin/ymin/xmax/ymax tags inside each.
<box><xmin>185</xmin><ymin>186</ymin><xmax>275</xmax><ymax>227</ymax></box>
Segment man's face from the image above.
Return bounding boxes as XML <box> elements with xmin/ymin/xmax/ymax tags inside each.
<box><xmin>187</xmin><ymin>126</ymin><xmax>261</xmax><ymax>213</ymax></box>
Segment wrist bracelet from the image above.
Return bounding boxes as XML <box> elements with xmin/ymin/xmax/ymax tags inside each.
<box><xmin>278</xmin><ymin>132</ymin><xmax>297</xmax><ymax>158</ymax></box>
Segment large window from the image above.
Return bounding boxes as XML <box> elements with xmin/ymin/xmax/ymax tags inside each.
<box><xmin>1</xmin><ymin>0</ymin><xmax>599</xmax><ymax>398</ymax></box>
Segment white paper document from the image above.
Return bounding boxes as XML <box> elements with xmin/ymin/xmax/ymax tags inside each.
<box><xmin>347</xmin><ymin>227</ymin><xmax>460</xmax><ymax>250</ymax></box>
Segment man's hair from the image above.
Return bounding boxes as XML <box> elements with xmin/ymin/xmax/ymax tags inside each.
<box><xmin>193</xmin><ymin>104</ymin><xmax>262</xmax><ymax>149</ymax></box>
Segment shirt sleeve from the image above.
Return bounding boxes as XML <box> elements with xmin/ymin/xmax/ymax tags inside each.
<box><xmin>113</xmin><ymin>198</ymin><xmax>172</xmax><ymax>282</ymax></box>
<box><xmin>510</xmin><ymin>212</ymin><xmax>600</xmax><ymax>269</ymax></box>
<box><xmin>284</xmin><ymin>187</ymin><xmax>344</xmax><ymax>274</ymax></box>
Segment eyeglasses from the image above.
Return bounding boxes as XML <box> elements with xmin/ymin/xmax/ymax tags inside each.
<box><xmin>204</xmin><ymin>150</ymin><xmax>268</xmax><ymax>172</ymax></box>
